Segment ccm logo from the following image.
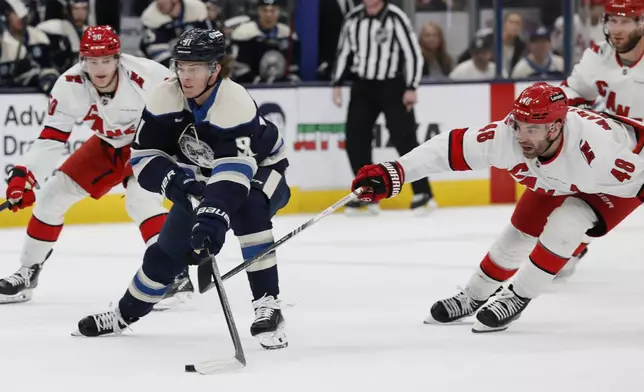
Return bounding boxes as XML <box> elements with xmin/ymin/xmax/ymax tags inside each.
<box><xmin>197</xmin><ymin>207</ymin><xmax>231</xmax><ymax>227</ymax></box>
<box><xmin>161</xmin><ymin>169</ymin><xmax>176</xmax><ymax>196</ymax></box>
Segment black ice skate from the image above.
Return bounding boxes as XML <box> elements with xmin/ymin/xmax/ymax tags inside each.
<box><xmin>0</xmin><ymin>264</ymin><xmax>43</xmax><ymax>304</ymax></box>
<box><xmin>251</xmin><ymin>295</ymin><xmax>287</xmax><ymax>350</ymax></box>
<box><xmin>153</xmin><ymin>268</ymin><xmax>194</xmax><ymax>311</ymax></box>
<box><xmin>410</xmin><ymin>194</ymin><xmax>437</xmax><ymax>216</ymax></box>
<box><xmin>424</xmin><ymin>287</ymin><xmax>489</xmax><ymax>324</ymax></box>
<box><xmin>344</xmin><ymin>200</ymin><xmax>380</xmax><ymax>216</ymax></box>
<box><xmin>472</xmin><ymin>285</ymin><xmax>531</xmax><ymax>333</ymax></box>
<box><xmin>72</xmin><ymin>308</ymin><xmax>139</xmax><ymax>337</ymax></box>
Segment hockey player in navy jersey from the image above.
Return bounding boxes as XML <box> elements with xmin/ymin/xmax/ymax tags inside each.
<box><xmin>74</xmin><ymin>28</ymin><xmax>290</xmax><ymax>350</ymax></box>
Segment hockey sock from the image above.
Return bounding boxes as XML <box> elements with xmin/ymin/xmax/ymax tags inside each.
<box><xmin>465</xmin><ymin>254</ymin><xmax>516</xmax><ymax>300</ymax></box>
<box><xmin>138</xmin><ymin>213</ymin><xmax>167</xmax><ymax>246</ymax></box>
<box><xmin>21</xmin><ymin>215</ymin><xmax>63</xmax><ymax>267</ymax></box>
<box><xmin>512</xmin><ymin>242</ymin><xmax>569</xmax><ymax>299</ymax></box>
<box><xmin>239</xmin><ymin>230</ymin><xmax>279</xmax><ymax>300</ymax></box>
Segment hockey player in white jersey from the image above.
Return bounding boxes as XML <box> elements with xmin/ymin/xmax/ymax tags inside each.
<box><xmin>556</xmin><ymin>0</ymin><xmax>644</xmax><ymax>278</ymax></box>
<box><xmin>350</xmin><ymin>82</ymin><xmax>644</xmax><ymax>333</ymax></box>
<box><xmin>0</xmin><ymin>25</ymin><xmax>193</xmax><ymax>306</ymax></box>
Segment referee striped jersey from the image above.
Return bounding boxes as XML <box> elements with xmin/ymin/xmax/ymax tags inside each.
<box><xmin>332</xmin><ymin>3</ymin><xmax>423</xmax><ymax>89</ymax></box>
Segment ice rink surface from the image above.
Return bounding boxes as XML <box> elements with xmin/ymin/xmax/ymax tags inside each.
<box><xmin>1</xmin><ymin>205</ymin><xmax>643</xmax><ymax>391</ymax></box>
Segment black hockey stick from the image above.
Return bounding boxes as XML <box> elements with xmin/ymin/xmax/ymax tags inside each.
<box><xmin>215</xmin><ymin>186</ymin><xmax>366</xmax><ymax>283</ymax></box>
<box><xmin>0</xmin><ymin>201</ymin><xmax>13</xmax><ymax>212</ymax></box>
<box><xmin>185</xmin><ymin>247</ymin><xmax>246</xmax><ymax>375</ymax></box>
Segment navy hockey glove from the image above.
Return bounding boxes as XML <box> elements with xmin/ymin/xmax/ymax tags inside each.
<box><xmin>351</xmin><ymin>161</ymin><xmax>405</xmax><ymax>203</ymax></box>
<box><xmin>161</xmin><ymin>168</ymin><xmax>205</xmax><ymax>212</ymax></box>
<box><xmin>190</xmin><ymin>199</ymin><xmax>230</xmax><ymax>257</ymax></box>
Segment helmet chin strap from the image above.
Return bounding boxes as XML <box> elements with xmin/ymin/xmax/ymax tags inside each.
<box><xmin>536</xmin><ymin>128</ymin><xmax>562</xmax><ymax>158</ymax></box>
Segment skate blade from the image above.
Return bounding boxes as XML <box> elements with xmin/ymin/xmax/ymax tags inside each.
<box><xmin>471</xmin><ymin>319</ymin><xmax>511</xmax><ymax>333</ymax></box>
<box><xmin>0</xmin><ymin>290</ymin><xmax>33</xmax><ymax>304</ymax></box>
<box><xmin>412</xmin><ymin>200</ymin><xmax>438</xmax><ymax>217</ymax></box>
<box><xmin>344</xmin><ymin>206</ymin><xmax>380</xmax><ymax>216</ymax></box>
<box><xmin>255</xmin><ymin>323</ymin><xmax>288</xmax><ymax>350</ymax></box>
<box><xmin>423</xmin><ymin>314</ymin><xmax>473</xmax><ymax>325</ymax></box>
<box><xmin>152</xmin><ymin>291</ymin><xmax>193</xmax><ymax>311</ymax></box>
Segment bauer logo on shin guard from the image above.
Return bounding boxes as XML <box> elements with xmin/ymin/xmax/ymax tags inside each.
<box><xmin>381</xmin><ymin>162</ymin><xmax>402</xmax><ymax>197</ymax></box>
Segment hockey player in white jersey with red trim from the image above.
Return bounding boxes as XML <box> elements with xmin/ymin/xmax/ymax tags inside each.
<box><xmin>0</xmin><ymin>25</ymin><xmax>192</xmax><ymax>306</ymax></box>
<box><xmin>350</xmin><ymin>82</ymin><xmax>644</xmax><ymax>333</ymax></box>
<box><xmin>563</xmin><ymin>0</ymin><xmax>644</xmax><ymax>118</ymax></box>
<box><xmin>556</xmin><ymin>0</ymin><xmax>644</xmax><ymax>277</ymax></box>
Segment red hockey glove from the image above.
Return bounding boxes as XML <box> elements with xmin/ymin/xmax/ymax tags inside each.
<box><xmin>6</xmin><ymin>166</ymin><xmax>37</xmax><ymax>212</ymax></box>
<box><xmin>351</xmin><ymin>161</ymin><xmax>405</xmax><ymax>203</ymax></box>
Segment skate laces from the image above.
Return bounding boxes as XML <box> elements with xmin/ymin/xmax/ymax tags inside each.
<box><xmin>487</xmin><ymin>288</ymin><xmax>525</xmax><ymax>320</ymax></box>
<box><xmin>92</xmin><ymin>308</ymin><xmax>129</xmax><ymax>335</ymax></box>
<box><xmin>4</xmin><ymin>267</ymin><xmax>34</xmax><ymax>287</ymax></box>
<box><xmin>442</xmin><ymin>287</ymin><xmax>479</xmax><ymax>318</ymax></box>
<box><xmin>253</xmin><ymin>295</ymin><xmax>281</xmax><ymax>322</ymax></box>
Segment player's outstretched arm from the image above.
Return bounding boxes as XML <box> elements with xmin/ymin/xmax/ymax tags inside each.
<box><xmin>351</xmin><ymin>122</ymin><xmax>506</xmax><ymax>202</ymax></box>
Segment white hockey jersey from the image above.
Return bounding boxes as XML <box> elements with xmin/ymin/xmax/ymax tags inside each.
<box><xmin>21</xmin><ymin>54</ymin><xmax>171</xmax><ymax>183</ymax></box>
<box><xmin>562</xmin><ymin>41</ymin><xmax>644</xmax><ymax>120</ymax></box>
<box><xmin>399</xmin><ymin>108</ymin><xmax>644</xmax><ymax>199</ymax></box>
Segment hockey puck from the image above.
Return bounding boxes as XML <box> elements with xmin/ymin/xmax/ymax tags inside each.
<box><xmin>185</xmin><ymin>364</ymin><xmax>196</xmax><ymax>373</ymax></box>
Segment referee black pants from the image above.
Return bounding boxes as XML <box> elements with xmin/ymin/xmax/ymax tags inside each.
<box><xmin>345</xmin><ymin>78</ymin><xmax>432</xmax><ymax>196</ymax></box>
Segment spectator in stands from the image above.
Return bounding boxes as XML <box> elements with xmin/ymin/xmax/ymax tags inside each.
<box><xmin>450</xmin><ymin>34</ymin><xmax>498</xmax><ymax>80</ymax></box>
<box><xmin>457</xmin><ymin>12</ymin><xmax>525</xmax><ymax>76</ymax></box>
<box><xmin>140</xmin><ymin>0</ymin><xmax>209</xmax><ymax>66</ymax></box>
<box><xmin>230</xmin><ymin>0</ymin><xmax>300</xmax><ymax>84</ymax></box>
<box><xmin>0</xmin><ymin>0</ymin><xmax>59</xmax><ymax>94</ymax></box>
<box><xmin>203</xmin><ymin>0</ymin><xmax>223</xmax><ymax>30</ymax></box>
<box><xmin>551</xmin><ymin>0</ymin><xmax>605</xmax><ymax>65</ymax></box>
<box><xmin>511</xmin><ymin>26</ymin><xmax>564</xmax><ymax>79</ymax></box>
<box><xmin>37</xmin><ymin>0</ymin><xmax>88</xmax><ymax>74</ymax></box>
<box><xmin>419</xmin><ymin>22</ymin><xmax>452</xmax><ymax>81</ymax></box>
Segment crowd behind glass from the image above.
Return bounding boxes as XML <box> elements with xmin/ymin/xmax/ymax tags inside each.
<box><xmin>0</xmin><ymin>0</ymin><xmax>601</xmax><ymax>94</ymax></box>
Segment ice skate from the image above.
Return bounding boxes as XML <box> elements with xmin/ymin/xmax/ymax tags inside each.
<box><xmin>344</xmin><ymin>200</ymin><xmax>380</xmax><ymax>216</ymax></box>
<box><xmin>73</xmin><ymin>307</ymin><xmax>139</xmax><ymax>337</ymax></box>
<box><xmin>251</xmin><ymin>295</ymin><xmax>287</xmax><ymax>350</ymax></box>
<box><xmin>424</xmin><ymin>287</ymin><xmax>488</xmax><ymax>324</ymax></box>
<box><xmin>472</xmin><ymin>285</ymin><xmax>531</xmax><ymax>333</ymax></box>
<box><xmin>0</xmin><ymin>264</ymin><xmax>43</xmax><ymax>304</ymax></box>
<box><xmin>410</xmin><ymin>194</ymin><xmax>437</xmax><ymax>216</ymax></box>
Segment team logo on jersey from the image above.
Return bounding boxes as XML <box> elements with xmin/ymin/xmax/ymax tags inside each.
<box><xmin>179</xmin><ymin>124</ymin><xmax>216</xmax><ymax>168</ymax></box>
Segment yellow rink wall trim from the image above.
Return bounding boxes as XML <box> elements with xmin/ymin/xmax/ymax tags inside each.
<box><xmin>0</xmin><ymin>179</ymin><xmax>491</xmax><ymax>228</ymax></box>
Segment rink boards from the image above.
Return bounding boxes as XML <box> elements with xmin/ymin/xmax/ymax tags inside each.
<box><xmin>0</xmin><ymin>81</ymin><xmax>543</xmax><ymax>227</ymax></box>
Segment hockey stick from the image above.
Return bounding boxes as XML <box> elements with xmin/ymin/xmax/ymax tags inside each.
<box><xmin>211</xmin><ymin>186</ymin><xmax>367</xmax><ymax>283</ymax></box>
<box><xmin>185</xmin><ymin>247</ymin><xmax>246</xmax><ymax>375</ymax></box>
<box><xmin>0</xmin><ymin>201</ymin><xmax>13</xmax><ymax>212</ymax></box>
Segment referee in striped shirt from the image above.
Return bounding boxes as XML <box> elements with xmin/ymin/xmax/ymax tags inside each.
<box><xmin>332</xmin><ymin>0</ymin><xmax>434</xmax><ymax>214</ymax></box>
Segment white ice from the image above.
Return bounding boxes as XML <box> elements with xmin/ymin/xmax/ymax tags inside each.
<box><xmin>0</xmin><ymin>205</ymin><xmax>643</xmax><ymax>391</ymax></box>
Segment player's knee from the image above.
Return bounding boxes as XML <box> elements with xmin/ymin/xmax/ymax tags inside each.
<box><xmin>488</xmin><ymin>224</ymin><xmax>537</xmax><ymax>270</ymax></box>
<box><xmin>124</xmin><ymin>178</ymin><xmax>166</xmax><ymax>223</ymax></box>
<box><xmin>540</xmin><ymin>197</ymin><xmax>596</xmax><ymax>257</ymax></box>
<box><xmin>32</xmin><ymin>173</ymin><xmax>83</xmax><ymax>221</ymax></box>
<box><xmin>142</xmin><ymin>243</ymin><xmax>186</xmax><ymax>285</ymax></box>
<box><xmin>238</xmin><ymin>229</ymin><xmax>276</xmax><ymax>272</ymax></box>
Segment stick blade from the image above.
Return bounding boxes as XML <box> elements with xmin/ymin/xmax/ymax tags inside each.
<box><xmin>185</xmin><ymin>357</ymin><xmax>246</xmax><ymax>375</ymax></box>
<box><xmin>197</xmin><ymin>258</ymin><xmax>216</xmax><ymax>294</ymax></box>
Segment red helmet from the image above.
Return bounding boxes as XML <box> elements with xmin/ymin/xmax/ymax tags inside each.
<box><xmin>80</xmin><ymin>25</ymin><xmax>120</xmax><ymax>57</ymax></box>
<box><xmin>604</xmin><ymin>0</ymin><xmax>644</xmax><ymax>16</ymax></box>
<box><xmin>513</xmin><ymin>83</ymin><xmax>568</xmax><ymax>124</ymax></box>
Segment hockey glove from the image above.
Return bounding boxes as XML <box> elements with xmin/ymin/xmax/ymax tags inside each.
<box><xmin>6</xmin><ymin>166</ymin><xmax>37</xmax><ymax>212</ymax></box>
<box><xmin>161</xmin><ymin>168</ymin><xmax>205</xmax><ymax>212</ymax></box>
<box><xmin>190</xmin><ymin>199</ymin><xmax>230</xmax><ymax>257</ymax></box>
<box><xmin>351</xmin><ymin>161</ymin><xmax>405</xmax><ymax>203</ymax></box>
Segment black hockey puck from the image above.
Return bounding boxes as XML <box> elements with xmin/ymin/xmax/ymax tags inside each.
<box><xmin>185</xmin><ymin>364</ymin><xmax>196</xmax><ymax>372</ymax></box>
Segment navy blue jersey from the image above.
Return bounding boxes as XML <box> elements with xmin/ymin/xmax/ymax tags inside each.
<box><xmin>130</xmin><ymin>76</ymin><xmax>287</xmax><ymax>213</ymax></box>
